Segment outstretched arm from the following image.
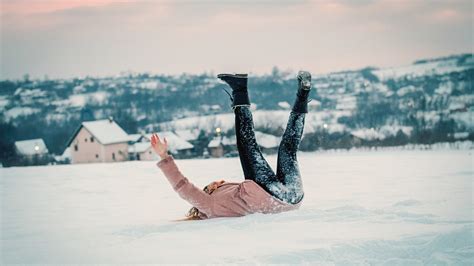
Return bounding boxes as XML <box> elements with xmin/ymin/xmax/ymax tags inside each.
<box><xmin>151</xmin><ymin>133</ymin><xmax>214</xmax><ymax>215</ymax></box>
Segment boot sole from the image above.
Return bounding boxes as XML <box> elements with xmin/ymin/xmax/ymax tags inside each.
<box><xmin>297</xmin><ymin>71</ymin><xmax>311</xmax><ymax>81</ymax></box>
<box><xmin>297</xmin><ymin>71</ymin><xmax>311</xmax><ymax>90</ymax></box>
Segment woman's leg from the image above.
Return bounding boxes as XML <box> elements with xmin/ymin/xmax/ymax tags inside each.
<box><xmin>234</xmin><ymin>106</ymin><xmax>278</xmax><ymax>187</ymax></box>
<box><xmin>274</xmin><ymin>111</ymin><xmax>306</xmax><ymax>204</ymax></box>
<box><xmin>273</xmin><ymin>71</ymin><xmax>312</xmax><ymax>204</ymax></box>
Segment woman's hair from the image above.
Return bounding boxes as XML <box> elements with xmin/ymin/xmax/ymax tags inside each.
<box><xmin>178</xmin><ymin>182</ymin><xmax>219</xmax><ymax>221</ymax></box>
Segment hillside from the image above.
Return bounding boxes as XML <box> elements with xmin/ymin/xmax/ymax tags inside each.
<box><xmin>0</xmin><ymin>54</ymin><xmax>472</xmax><ymax>158</ymax></box>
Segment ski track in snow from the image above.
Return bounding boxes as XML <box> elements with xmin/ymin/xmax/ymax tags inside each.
<box><xmin>1</xmin><ymin>150</ymin><xmax>473</xmax><ymax>264</ymax></box>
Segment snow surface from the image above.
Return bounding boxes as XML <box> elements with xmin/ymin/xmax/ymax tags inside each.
<box><xmin>351</xmin><ymin>126</ymin><xmax>413</xmax><ymax>141</ymax></box>
<box><xmin>351</xmin><ymin>128</ymin><xmax>384</xmax><ymax>141</ymax></box>
<box><xmin>1</xmin><ymin>149</ymin><xmax>472</xmax><ymax>264</ymax></box>
<box><xmin>372</xmin><ymin>58</ymin><xmax>471</xmax><ymax>81</ymax></box>
<box><xmin>157</xmin><ymin>110</ymin><xmax>351</xmax><ymax>135</ymax></box>
<box><xmin>278</xmin><ymin>101</ymin><xmax>291</xmax><ymax>109</ymax></box>
<box><xmin>336</xmin><ymin>96</ymin><xmax>357</xmax><ymax>110</ymax></box>
<box><xmin>69</xmin><ymin>92</ymin><xmax>109</xmax><ymax>107</ymax></box>
<box><xmin>0</xmin><ymin>96</ymin><xmax>10</xmax><ymax>110</ymax></box>
<box><xmin>4</xmin><ymin>107</ymin><xmax>40</xmax><ymax>121</ymax></box>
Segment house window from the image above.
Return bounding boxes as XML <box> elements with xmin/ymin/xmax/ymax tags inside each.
<box><xmin>96</xmin><ymin>154</ymin><xmax>99</xmax><ymax>158</ymax></box>
<box><xmin>85</xmin><ymin>138</ymin><xmax>88</xmax><ymax>142</ymax></box>
<box><xmin>74</xmin><ymin>144</ymin><xmax>78</xmax><ymax>151</ymax></box>
<box><xmin>90</xmin><ymin>137</ymin><xmax>94</xmax><ymax>142</ymax></box>
<box><xmin>112</xmin><ymin>152</ymin><xmax>116</xmax><ymax>160</ymax></box>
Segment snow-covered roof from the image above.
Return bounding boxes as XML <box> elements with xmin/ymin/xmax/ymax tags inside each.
<box><xmin>54</xmin><ymin>147</ymin><xmax>71</xmax><ymax>161</ymax></box>
<box><xmin>82</xmin><ymin>119</ymin><xmax>130</xmax><ymax>145</ymax></box>
<box><xmin>14</xmin><ymin>138</ymin><xmax>49</xmax><ymax>155</ymax></box>
<box><xmin>128</xmin><ymin>142</ymin><xmax>152</xmax><ymax>153</ymax></box>
<box><xmin>62</xmin><ymin>147</ymin><xmax>71</xmax><ymax>158</ymax></box>
<box><xmin>254</xmin><ymin>131</ymin><xmax>280</xmax><ymax>149</ymax></box>
<box><xmin>208</xmin><ymin>137</ymin><xmax>222</xmax><ymax>148</ymax></box>
<box><xmin>208</xmin><ymin>135</ymin><xmax>236</xmax><ymax>148</ymax></box>
<box><xmin>127</xmin><ymin>133</ymin><xmax>145</xmax><ymax>143</ymax></box>
<box><xmin>156</xmin><ymin>131</ymin><xmax>194</xmax><ymax>152</ymax></box>
<box><xmin>175</xmin><ymin>129</ymin><xmax>200</xmax><ymax>141</ymax></box>
<box><xmin>66</xmin><ymin>119</ymin><xmax>130</xmax><ymax>147</ymax></box>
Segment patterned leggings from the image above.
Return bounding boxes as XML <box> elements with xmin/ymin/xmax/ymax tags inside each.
<box><xmin>234</xmin><ymin>106</ymin><xmax>305</xmax><ymax>204</ymax></box>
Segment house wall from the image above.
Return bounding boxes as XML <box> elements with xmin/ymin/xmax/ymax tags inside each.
<box><xmin>209</xmin><ymin>145</ymin><xmax>224</xmax><ymax>157</ymax></box>
<box><xmin>15</xmin><ymin>153</ymin><xmax>50</xmax><ymax>166</ymax></box>
<box><xmin>70</xmin><ymin>127</ymin><xmax>103</xmax><ymax>164</ymax></box>
<box><xmin>172</xmin><ymin>148</ymin><xmax>194</xmax><ymax>159</ymax></box>
<box><xmin>103</xmin><ymin>143</ymin><xmax>129</xmax><ymax>162</ymax></box>
<box><xmin>137</xmin><ymin>148</ymin><xmax>158</xmax><ymax>161</ymax></box>
<box><xmin>70</xmin><ymin>127</ymin><xmax>129</xmax><ymax>164</ymax></box>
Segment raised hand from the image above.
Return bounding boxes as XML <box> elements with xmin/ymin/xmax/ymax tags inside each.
<box><xmin>151</xmin><ymin>133</ymin><xmax>169</xmax><ymax>159</ymax></box>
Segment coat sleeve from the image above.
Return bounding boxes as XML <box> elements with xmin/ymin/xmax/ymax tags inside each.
<box><xmin>156</xmin><ymin>155</ymin><xmax>213</xmax><ymax>215</ymax></box>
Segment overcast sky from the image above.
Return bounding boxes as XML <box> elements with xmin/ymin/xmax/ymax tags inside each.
<box><xmin>0</xmin><ymin>0</ymin><xmax>472</xmax><ymax>79</ymax></box>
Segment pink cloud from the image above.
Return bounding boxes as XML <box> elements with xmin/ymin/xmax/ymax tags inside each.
<box><xmin>431</xmin><ymin>9</ymin><xmax>461</xmax><ymax>22</ymax></box>
<box><xmin>1</xmin><ymin>0</ymin><xmax>132</xmax><ymax>15</ymax></box>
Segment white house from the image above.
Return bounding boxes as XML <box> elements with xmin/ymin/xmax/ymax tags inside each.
<box><xmin>207</xmin><ymin>135</ymin><xmax>236</xmax><ymax>157</ymax></box>
<box><xmin>14</xmin><ymin>138</ymin><xmax>50</xmax><ymax>165</ymax></box>
<box><xmin>128</xmin><ymin>142</ymin><xmax>157</xmax><ymax>161</ymax></box>
<box><xmin>54</xmin><ymin>147</ymin><xmax>71</xmax><ymax>164</ymax></box>
<box><xmin>127</xmin><ymin>132</ymin><xmax>155</xmax><ymax>161</ymax></box>
<box><xmin>15</xmin><ymin>138</ymin><xmax>49</xmax><ymax>156</ymax></box>
<box><xmin>128</xmin><ymin>131</ymin><xmax>194</xmax><ymax>159</ymax></box>
<box><xmin>158</xmin><ymin>131</ymin><xmax>194</xmax><ymax>158</ymax></box>
<box><xmin>66</xmin><ymin>118</ymin><xmax>130</xmax><ymax>164</ymax></box>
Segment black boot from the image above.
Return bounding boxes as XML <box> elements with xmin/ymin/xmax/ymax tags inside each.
<box><xmin>292</xmin><ymin>71</ymin><xmax>312</xmax><ymax>113</ymax></box>
<box><xmin>217</xmin><ymin>73</ymin><xmax>250</xmax><ymax>108</ymax></box>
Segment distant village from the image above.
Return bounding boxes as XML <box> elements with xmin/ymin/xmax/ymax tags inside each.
<box><xmin>3</xmin><ymin>54</ymin><xmax>473</xmax><ymax>167</ymax></box>
<box><xmin>11</xmin><ymin>117</ymin><xmax>284</xmax><ymax>166</ymax></box>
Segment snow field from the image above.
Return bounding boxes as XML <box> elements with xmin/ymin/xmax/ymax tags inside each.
<box><xmin>1</xmin><ymin>149</ymin><xmax>473</xmax><ymax>264</ymax></box>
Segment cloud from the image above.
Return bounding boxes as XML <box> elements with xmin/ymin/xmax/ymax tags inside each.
<box><xmin>0</xmin><ymin>0</ymin><xmax>472</xmax><ymax>79</ymax></box>
<box><xmin>1</xmin><ymin>0</ymin><xmax>130</xmax><ymax>15</ymax></box>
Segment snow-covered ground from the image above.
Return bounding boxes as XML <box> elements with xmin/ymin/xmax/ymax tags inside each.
<box><xmin>1</xmin><ymin>149</ymin><xmax>473</xmax><ymax>264</ymax></box>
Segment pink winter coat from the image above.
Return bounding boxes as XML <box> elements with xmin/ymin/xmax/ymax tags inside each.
<box><xmin>157</xmin><ymin>155</ymin><xmax>302</xmax><ymax>219</ymax></box>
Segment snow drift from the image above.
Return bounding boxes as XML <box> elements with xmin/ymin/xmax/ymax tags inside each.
<box><xmin>1</xmin><ymin>149</ymin><xmax>473</xmax><ymax>264</ymax></box>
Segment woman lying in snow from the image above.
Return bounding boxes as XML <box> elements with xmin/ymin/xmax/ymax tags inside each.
<box><xmin>151</xmin><ymin>71</ymin><xmax>312</xmax><ymax>220</ymax></box>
